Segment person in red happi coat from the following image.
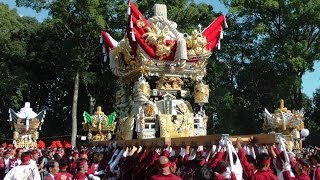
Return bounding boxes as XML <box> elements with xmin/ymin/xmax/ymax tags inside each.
<box><xmin>250</xmin><ymin>153</ymin><xmax>278</xmax><ymax>180</ymax></box>
<box><xmin>311</xmin><ymin>154</ymin><xmax>320</xmax><ymax>180</ymax></box>
<box><xmin>73</xmin><ymin>158</ymin><xmax>99</xmax><ymax>180</ymax></box>
<box><xmin>283</xmin><ymin>158</ymin><xmax>310</xmax><ymax>180</ymax></box>
<box><xmin>55</xmin><ymin>158</ymin><xmax>73</xmax><ymax>180</ymax></box>
<box><xmin>44</xmin><ymin>160</ymin><xmax>60</xmax><ymax>180</ymax></box>
<box><xmin>151</xmin><ymin>156</ymin><xmax>182</xmax><ymax>180</ymax></box>
<box><xmin>0</xmin><ymin>150</ymin><xmax>11</xmax><ymax>179</ymax></box>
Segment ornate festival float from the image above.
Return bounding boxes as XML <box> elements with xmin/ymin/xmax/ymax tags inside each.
<box><xmin>83</xmin><ymin>106</ymin><xmax>117</xmax><ymax>141</ymax></box>
<box><xmin>92</xmin><ymin>2</ymin><xmax>301</xmax><ymax>147</ymax></box>
<box><xmin>100</xmin><ymin>2</ymin><xmax>226</xmax><ymax>141</ymax></box>
<box><xmin>263</xmin><ymin>99</ymin><xmax>309</xmax><ymax>151</ymax></box>
<box><xmin>8</xmin><ymin>102</ymin><xmax>46</xmax><ymax>148</ymax></box>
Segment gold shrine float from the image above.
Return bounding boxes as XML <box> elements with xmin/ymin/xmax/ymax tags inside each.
<box><xmin>263</xmin><ymin>99</ymin><xmax>309</xmax><ymax>151</ymax></box>
<box><xmin>8</xmin><ymin>102</ymin><xmax>46</xmax><ymax>148</ymax></box>
<box><xmin>83</xmin><ymin>107</ymin><xmax>117</xmax><ymax>141</ymax></box>
<box><xmin>100</xmin><ymin>2</ymin><xmax>227</xmax><ymax>140</ymax></box>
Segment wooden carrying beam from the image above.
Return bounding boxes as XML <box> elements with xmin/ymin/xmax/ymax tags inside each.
<box><xmin>89</xmin><ymin>137</ymin><xmax>171</xmax><ymax>147</ymax></box>
<box><xmin>230</xmin><ymin>134</ymin><xmax>278</xmax><ymax>145</ymax></box>
<box><xmin>170</xmin><ymin>134</ymin><xmax>227</xmax><ymax>147</ymax></box>
<box><xmin>115</xmin><ymin>137</ymin><xmax>171</xmax><ymax>147</ymax></box>
<box><xmin>88</xmin><ymin>134</ymin><xmax>279</xmax><ymax>147</ymax></box>
<box><xmin>170</xmin><ymin>134</ymin><xmax>278</xmax><ymax>147</ymax></box>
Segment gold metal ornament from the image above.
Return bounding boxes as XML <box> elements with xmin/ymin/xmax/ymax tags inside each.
<box><xmin>194</xmin><ymin>82</ymin><xmax>209</xmax><ymax>104</ymax></box>
<box><xmin>159</xmin><ymin>114</ymin><xmax>194</xmax><ymax>138</ymax></box>
<box><xmin>136</xmin><ymin>16</ymin><xmax>146</xmax><ymax>28</ymax></box>
<box><xmin>263</xmin><ymin>99</ymin><xmax>305</xmax><ymax>151</ymax></box>
<box><xmin>83</xmin><ymin>107</ymin><xmax>117</xmax><ymax>141</ymax></box>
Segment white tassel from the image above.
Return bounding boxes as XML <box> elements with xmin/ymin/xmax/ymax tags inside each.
<box><xmin>258</xmin><ymin>146</ymin><xmax>264</xmax><ymax>153</ymax></box>
<box><xmin>279</xmin><ymin>137</ymin><xmax>290</xmax><ymax>163</ymax></box>
<box><xmin>130</xmin><ymin>15</ymin><xmax>133</xmax><ymax>28</ymax></box>
<box><xmin>228</xmin><ymin>142</ymin><xmax>243</xmax><ymax>180</ymax></box>
<box><xmin>179</xmin><ymin>148</ymin><xmax>186</xmax><ymax>158</ymax></box>
<box><xmin>127</xmin><ymin>1</ymin><xmax>131</xmax><ymax>15</ymax></box>
<box><xmin>169</xmin><ymin>150</ymin><xmax>176</xmax><ymax>157</ymax></box>
<box><xmin>131</xmin><ymin>31</ymin><xmax>136</xmax><ymax>41</ymax></box>
<box><xmin>26</xmin><ymin>117</ymin><xmax>30</xmax><ymax>131</ymax></box>
<box><xmin>224</xmin><ymin>16</ymin><xmax>228</xmax><ymax>28</ymax></box>
<box><xmin>251</xmin><ymin>147</ymin><xmax>256</xmax><ymax>160</ymax></box>
<box><xmin>227</xmin><ymin>143</ymin><xmax>233</xmax><ymax>165</ymax></box>
<box><xmin>99</xmin><ymin>35</ymin><xmax>103</xmax><ymax>44</ymax></box>
<box><xmin>122</xmin><ymin>149</ymin><xmax>128</xmax><ymax>157</ymax></box>
<box><xmin>278</xmin><ymin>143</ymin><xmax>285</xmax><ymax>152</ymax></box>
<box><xmin>217</xmin><ymin>41</ymin><xmax>221</xmax><ymax>50</ymax></box>
<box><xmin>244</xmin><ymin>146</ymin><xmax>250</xmax><ymax>155</ymax></box>
<box><xmin>217</xmin><ymin>145</ymin><xmax>221</xmax><ymax>152</ymax></box>
<box><xmin>212</xmin><ymin>145</ymin><xmax>217</xmax><ymax>152</ymax></box>
<box><xmin>188</xmin><ymin>148</ymin><xmax>196</xmax><ymax>160</ymax></box>
<box><xmin>102</xmin><ymin>45</ymin><xmax>106</xmax><ymax>53</ymax></box>
<box><xmin>220</xmin><ymin>30</ymin><xmax>224</xmax><ymax>39</ymax></box>
<box><xmin>103</xmin><ymin>55</ymin><xmax>107</xmax><ymax>62</ymax></box>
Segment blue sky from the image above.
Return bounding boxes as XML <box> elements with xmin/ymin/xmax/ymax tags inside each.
<box><xmin>1</xmin><ymin>0</ymin><xmax>319</xmax><ymax>97</ymax></box>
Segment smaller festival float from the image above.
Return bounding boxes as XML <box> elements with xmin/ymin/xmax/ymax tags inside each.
<box><xmin>8</xmin><ymin>102</ymin><xmax>46</xmax><ymax>148</ymax></box>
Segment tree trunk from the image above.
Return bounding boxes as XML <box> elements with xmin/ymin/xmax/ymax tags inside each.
<box><xmin>71</xmin><ymin>68</ymin><xmax>80</xmax><ymax>147</ymax></box>
<box><xmin>293</xmin><ymin>74</ymin><xmax>303</xmax><ymax>109</ymax></box>
<box><xmin>89</xmin><ymin>95</ymin><xmax>96</xmax><ymax>115</ymax></box>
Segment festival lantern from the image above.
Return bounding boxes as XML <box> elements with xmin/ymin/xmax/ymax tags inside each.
<box><xmin>300</xmin><ymin>128</ymin><xmax>310</xmax><ymax>139</ymax></box>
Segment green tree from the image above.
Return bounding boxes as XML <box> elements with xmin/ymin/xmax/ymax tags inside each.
<box><xmin>306</xmin><ymin>88</ymin><xmax>320</xmax><ymax>145</ymax></box>
<box><xmin>16</xmin><ymin>0</ymin><xmax>109</xmax><ymax>146</ymax></box>
<box><xmin>215</xmin><ymin>0</ymin><xmax>320</xmax><ymax>134</ymax></box>
<box><xmin>0</xmin><ymin>3</ymin><xmax>41</xmax><ymax>138</ymax></box>
<box><xmin>224</xmin><ymin>0</ymin><xmax>320</xmax><ymax>107</ymax></box>
<box><xmin>48</xmin><ymin>0</ymin><xmax>106</xmax><ymax>146</ymax></box>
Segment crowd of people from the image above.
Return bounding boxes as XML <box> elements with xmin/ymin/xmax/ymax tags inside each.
<box><xmin>0</xmin><ymin>138</ymin><xmax>319</xmax><ymax>180</ymax></box>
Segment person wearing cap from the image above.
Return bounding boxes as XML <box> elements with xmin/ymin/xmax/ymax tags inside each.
<box><xmin>213</xmin><ymin>160</ymin><xmax>237</xmax><ymax>180</ymax></box>
<box><xmin>9</xmin><ymin>148</ymin><xmax>23</xmax><ymax>169</ymax></box>
<box><xmin>30</xmin><ymin>149</ymin><xmax>40</xmax><ymax>168</ymax></box>
<box><xmin>4</xmin><ymin>152</ymin><xmax>41</xmax><ymax>180</ymax></box>
<box><xmin>0</xmin><ymin>150</ymin><xmax>11</xmax><ymax>179</ymax></box>
<box><xmin>311</xmin><ymin>153</ymin><xmax>320</xmax><ymax>180</ymax></box>
<box><xmin>283</xmin><ymin>158</ymin><xmax>310</xmax><ymax>180</ymax></box>
<box><xmin>73</xmin><ymin>151</ymin><xmax>80</xmax><ymax>160</ymax></box>
<box><xmin>91</xmin><ymin>152</ymin><xmax>105</xmax><ymax>178</ymax></box>
<box><xmin>73</xmin><ymin>158</ymin><xmax>90</xmax><ymax>180</ymax></box>
<box><xmin>250</xmin><ymin>153</ymin><xmax>278</xmax><ymax>180</ymax></box>
<box><xmin>151</xmin><ymin>156</ymin><xmax>182</xmax><ymax>180</ymax></box>
<box><xmin>78</xmin><ymin>151</ymin><xmax>96</xmax><ymax>177</ymax></box>
<box><xmin>55</xmin><ymin>159</ymin><xmax>73</xmax><ymax>180</ymax></box>
<box><xmin>70</xmin><ymin>151</ymin><xmax>79</xmax><ymax>174</ymax></box>
<box><xmin>38</xmin><ymin>149</ymin><xmax>52</xmax><ymax>178</ymax></box>
<box><xmin>44</xmin><ymin>160</ymin><xmax>60</xmax><ymax>180</ymax></box>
